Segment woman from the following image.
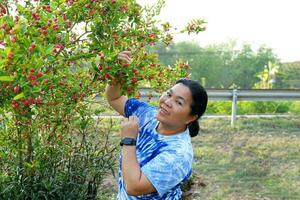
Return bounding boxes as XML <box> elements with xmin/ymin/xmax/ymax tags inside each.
<box><xmin>105</xmin><ymin>51</ymin><xmax>208</xmax><ymax>199</ymax></box>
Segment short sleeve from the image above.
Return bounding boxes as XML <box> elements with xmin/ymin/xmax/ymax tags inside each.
<box><xmin>124</xmin><ymin>98</ymin><xmax>146</xmax><ymax>118</ymax></box>
<box><xmin>124</xmin><ymin>98</ymin><xmax>155</xmax><ymax>127</ymax></box>
<box><xmin>141</xmin><ymin>151</ymin><xmax>192</xmax><ymax>197</ymax></box>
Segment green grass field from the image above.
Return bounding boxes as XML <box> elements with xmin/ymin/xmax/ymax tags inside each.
<box><xmin>99</xmin><ymin>116</ymin><xmax>300</xmax><ymax>200</ymax></box>
<box><xmin>184</xmin><ymin>116</ymin><xmax>300</xmax><ymax>200</ymax></box>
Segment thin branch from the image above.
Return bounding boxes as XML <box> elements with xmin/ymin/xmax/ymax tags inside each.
<box><xmin>4</xmin><ymin>1</ymin><xmax>10</xmax><ymax>16</ymax></box>
<box><xmin>67</xmin><ymin>13</ymin><xmax>79</xmax><ymax>33</ymax></box>
<box><xmin>69</xmin><ymin>31</ymin><xmax>92</xmax><ymax>45</ymax></box>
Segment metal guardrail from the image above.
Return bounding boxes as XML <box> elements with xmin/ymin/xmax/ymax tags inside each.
<box><xmin>138</xmin><ymin>88</ymin><xmax>300</xmax><ymax>125</ymax></box>
<box><xmin>139</xmin><ymin>88</ymin><xmax>300</xmax><ymax>101</ymax></box>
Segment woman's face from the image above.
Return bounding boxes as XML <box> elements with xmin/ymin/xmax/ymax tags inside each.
<box><xmin>156</xmin><ymin>83</ymin><xmax>197</xmax><ymax>130</ymax></box>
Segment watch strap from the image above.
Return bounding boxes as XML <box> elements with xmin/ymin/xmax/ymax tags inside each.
<box><xmin>120</xmin><ymin>137</ymin><xmax>136</xmax><ymax>146</ymax></box>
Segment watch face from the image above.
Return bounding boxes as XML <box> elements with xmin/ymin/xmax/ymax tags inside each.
<box><xmin>121</xmin><ymin>137</ymin><xmax>136</xmax><ymax>146</ymax></box>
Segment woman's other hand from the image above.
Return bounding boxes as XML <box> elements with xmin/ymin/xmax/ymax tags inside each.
<box><xmin>117</xmin><ymin>51</ymin><xmax>132</xmax><ymax>65</ymax></box>
<box><xmin>121</xmin><ymin>116</ymin><xmax>139</xmax><ymax>139</ymax></box>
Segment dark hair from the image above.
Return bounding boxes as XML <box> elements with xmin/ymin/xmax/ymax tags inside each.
<box><xmin>176</xmin><ymin>78</ymin><xmax>208</xmax><ymax>137</ymax></box>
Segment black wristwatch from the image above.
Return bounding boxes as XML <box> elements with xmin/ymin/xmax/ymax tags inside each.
<box><xmin>120</xmin><ymin>137</ymin><xmax>136</xmax><ymax>146</ymax></box>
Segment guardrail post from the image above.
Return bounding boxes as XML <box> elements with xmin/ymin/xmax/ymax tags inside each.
<box><xmin>231</xmin><ymin>89</ymin><xmax>238</xmax><ymax>126</ymax></box>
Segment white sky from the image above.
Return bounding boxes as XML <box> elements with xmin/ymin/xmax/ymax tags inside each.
<box><xmin>138</xmin><ymin>0</ymin><xmax>300</xmax><ymax>62</ymax></box>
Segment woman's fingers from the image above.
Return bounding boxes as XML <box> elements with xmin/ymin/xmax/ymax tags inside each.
<box><xmin>117</xmin><ymin>51</ymin><xmax>132</xmax><ymax>64</ymax></box>
<box><xmin>121</xmin><ymin>116</ymin><xmax>138</xmax><ymax>126</ymax></box>
<box><xmin>122</xmin><ymin>51</ymin><xmax>132</xmax><ymax>56</ymax></box>
<box><xmin>117</xmin><ymin>55</ymin><xmax>131</xmax><ymax>64</ymax></box>
<box><xmin>128</xmin><ymin>115</ymin><xmax>138</xmax><ymax>123</ymax></box>
<box><xmin>120</xmin><ymin>116</ymin><xmax>139</xmax><ymax>138</ymax></box>
<box><xmin>117</xmin><ymin>55</ymin><xmax>130</xmax><ymax>63</ymax></box>
<box><xmin>121</xmin><ymin>116</ymin><xmax>138</xmax><ymax>122</ymax></box>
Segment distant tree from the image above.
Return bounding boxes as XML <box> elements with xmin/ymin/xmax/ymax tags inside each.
<box><xmin>228</xmin><ymin>44</ymin><xmax>258</xmax><ymax>88</ymax></box>
<box><xmin>276</xmin><ymin>61</ymin><xmax>300</xmax><ymax>89</ymax></box>
<box><xmin>153</xmin><ymin>41</ymin><xmax>279</xmax><ymax>89</ymax></box>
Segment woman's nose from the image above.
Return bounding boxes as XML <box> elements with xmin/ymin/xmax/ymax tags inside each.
<box><xmin>164</xmin><ymin>98</ymin><xmax>172</xmax><ymax>108</ymax></box>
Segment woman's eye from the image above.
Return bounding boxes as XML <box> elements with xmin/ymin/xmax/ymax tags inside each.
<box><xmin>166</xmin><ymin>92</ymin><xmax>171</xmax><ymax>97</ymax></box>
<box><xmin>176</xmin><ymin>100</ymin><xmax>183</xmax><ymax>106</ymax></box>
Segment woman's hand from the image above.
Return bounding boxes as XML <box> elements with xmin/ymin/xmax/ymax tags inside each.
<box><xmin>117</xmin><ymin>51</ymin><xmax>132</xmax><ymax>65</ymax></box>
<box><xmin>121</xmin><ymin>116</ymin><xmax>139</xmax><ymax>139</ymax></box>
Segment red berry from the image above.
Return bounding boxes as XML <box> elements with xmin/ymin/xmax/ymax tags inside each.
<box><xmin>99</xmin><ymin>53</ymin><xmax>105</xmax><ymax>59</ymax></box>
<box><xmin>13</xmin><ymin>85</ymin><xmax>20</xmax><ymax>93</ymax></box>
<box><xmin>37</xmin><ymin>71</ymin><xmax>43</xmax><ymax>77</ymax></box>
<box><xmin>0</xmin><ymin>4</ymin><xmax>7</xmax><ymax>15</ymax></box>
<box><xmin>22</xmin><ymin>98</ymin><xmax>33</xmax><ymax>107</ymax></box>
<box><xmin>121</xmin><ymin>4</ymin><xmax>128</xmax><ymax>10</ymax></box>
<box><xmin>53</xmin><ymin>24</ymin><xmax>59</xmax><ymax>30</ymax></box>
<box><xmin>131</xmin><ymin>77</ymin><xmax>138</xmax><ymax>84</ymax></box>
<box><xmin>126</xmin><ymin>86</ymin><xmax>132</xmax><ymax>93</ymax></box>
<box><xmin>28</xmin><ymin>97</ymin><xmax>35</xmax><ymax>105</ymax></box>
<box><xmin>149</xmin><ymin>33</ymin><xmax>156</xmax><ymax>39</ymax></box>
<box><xmin>43</xmin><ymin>29</ymin><xmax>48</xmax><ymax>35</ymax></box>
<box><xmin>47</xmin><ymin>20</ymin><xmax>52</xmax><ymax>27</ymax></box>
<box><xmin>11</xmin><ymin>36</ymin><xmax>17</xmax><ymax>43</ymax></box>
<box><xmin>35</xmin><ymin>97</ymin><xmax>43</xmax><ymax>104</ymax></box>
<box><xmin>28</xmin><ymin>74</ymin><xmax>37</xmax><ymax>81</ymax></box>
<box><xmin>97</xmin><ymin>76</ymin><xmax>104</xmax><ymax>81</ymax></box>
<box><xmin>31</xmin><ymin>81</ymin><xmax>39</xmax><ymax>86</ymax></box>
<box><xmin>31</xmin><ymin>12</ymin><xmax>40</xmax><ymax>20</ymax></box>
<box><xmin>11</xmin><ymin>100</ymin><xmax>20</xmax><ymax>109</ymax></box>
<box><xmin>8</xmin><ymin>52</ymin><xmax>14</xmax><ymax>59</ymax></box>
<box><xmin>29</xmin><ymin>43</ymin><xmax>36</xmax><ymax>52</ymax></box>
<box><xmin>105</xmin><ymin>73</ymin><xmax>111</xmax><ymax>79</ymax></box>
<box><xmin>56</xmin><ymin>35</ymin><xmax>61</xmax><ymax>41</ymax></box>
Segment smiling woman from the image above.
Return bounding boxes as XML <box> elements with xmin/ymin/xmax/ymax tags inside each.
<box><xmin>157</xmin><ymin>79</ymin><xmax>208</xmax><ymax>137</ymax></box>
<box><xmin>105</xmin><ymin>51</ymin><xmax>208</xmax><ymax>199</ymax></box>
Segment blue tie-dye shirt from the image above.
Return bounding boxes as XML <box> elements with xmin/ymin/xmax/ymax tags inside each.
<box><xmin>117</xmin><ymin>98</ymin><xmax>193</xmax><ymax>200</ymax></box>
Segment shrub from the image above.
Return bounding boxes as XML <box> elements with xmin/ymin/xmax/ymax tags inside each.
<box><xmin>0</xmin><ymin>0</ymin><xmax>205</xmax><ymax>198</ymax></box>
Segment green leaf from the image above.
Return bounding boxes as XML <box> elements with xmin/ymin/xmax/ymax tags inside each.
<box><xmin>5</xmin><ymin>47</ymin><xmax>11</xmax><ymax>55</ymax></box>
<box><xmin>0</xmin><ymin>60</ymin><xmax>5</xmax><ymax>69</ymax></box>
<box><xmin>21</xmin><ymin>24</ymin><xmax>28</xmax><ymax>34</ymax></box>
<box><xmin>13</xmin><ymin>92</ymin><xmax>24</xmax><ymax>100</ymax></box>
<box><xmin>92</xmin><ymin>62</ymin><xmax>98</xmax><ymax>71</ymax></box>
<box><xmin>32</xmin><ymin>87</ymin><xmax>41</xmax><ymax>93</ymax></box>
<box><xmin>45</xmin><ymin>45</ymin><xmax>53</xmax><ymax>55</ymax></box>
<box><xmin>0</xmin><ymin>76</ymin><xmax>14</xmax><ymax>82</ymax></box>
<box><xmin>36</xmin><ymin>58</ymin><xmax>44</xmax><ymax>68</ymax></box>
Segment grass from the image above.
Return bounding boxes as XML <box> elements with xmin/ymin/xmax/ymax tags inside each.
<box><xmin>98</xmin><ymin>115</ymin><xmax>300</xmax><ymax>199</ymax></box>
<box><xmin>185</xmin><ymin>116</ymin><xmax>300</xmax><ymax>200</ymax></box>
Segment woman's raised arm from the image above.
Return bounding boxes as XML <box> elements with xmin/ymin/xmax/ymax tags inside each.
<box><xmin>105</xmin><ymin>51</ymin><xmax>132</xmax><ymax>116</ymax></box>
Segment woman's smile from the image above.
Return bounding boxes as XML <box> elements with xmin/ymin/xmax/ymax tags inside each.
<box><xmin>158</xmin><ymin>105</ymin><xmax>170</xmax><ymax>116</ymax></box>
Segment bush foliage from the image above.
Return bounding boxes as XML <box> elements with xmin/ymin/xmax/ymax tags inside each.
<box><xmin>0</xmin><ymin>0</ymin><xmax>205</xmax><ymax>198</ymax></box>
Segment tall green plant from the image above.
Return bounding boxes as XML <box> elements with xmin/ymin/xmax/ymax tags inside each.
<box><xmin>254</xmin><ymin>62</ymin><xmax>279</xmax><ymax>89</ymax></box>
